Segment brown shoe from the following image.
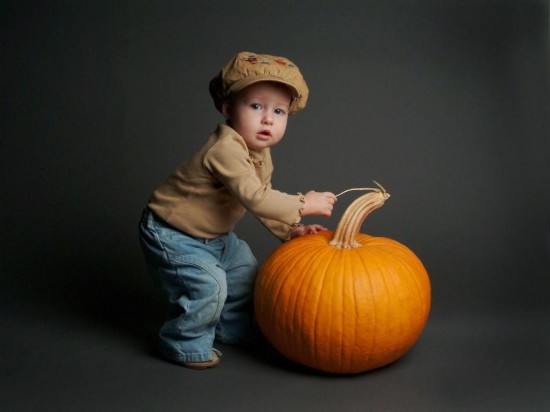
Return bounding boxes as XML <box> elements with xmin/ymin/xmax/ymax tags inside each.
<box><xmin>181</xmin><ymin>351</ymin><xmax>221</xmax><ymax>370</ymax></box>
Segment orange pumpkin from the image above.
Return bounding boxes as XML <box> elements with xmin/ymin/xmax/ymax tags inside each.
<box><xmin>254</xmin><ymin>185</ymin><xmax>431</xmax><ymax>374</ymax></box>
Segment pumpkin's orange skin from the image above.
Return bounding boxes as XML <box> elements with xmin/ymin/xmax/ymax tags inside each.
<box><xmin>254</xmin><ymin>230</ymin><xmax>431</xmax><ymax>374</ymax></box>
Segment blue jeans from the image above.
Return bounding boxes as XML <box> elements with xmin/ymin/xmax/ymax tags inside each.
<box><xmin>139</xmin><ymin>208</ymin><xmax>259</xmax><ymax>363</ymax></box>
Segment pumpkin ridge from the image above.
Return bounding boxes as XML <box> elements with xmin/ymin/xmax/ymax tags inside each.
<box><xmin>358</xmin><ymin>243</ymin><xmax>428</xmax><ymax>361</ymax></box>
<box><xmin>265</xmin><ymin>239</ymin><xmax>330</xmax><ymax>362</ymax></box>
<box><xmin>360</xmin><ymin>249</ymin><xmax>378</xmax><ymax>363</ymax></box>
<box><xmin>382</xmin><ymin>243</ymin><xmax>431</xmax><ymax>327</ymax></box>
<box><xmin>378</xmin><ymin>248</ymin><xmax>408</xmax><ymax>357</ymax></box>
<box><xmin>303</xmin><ymin>245</ymin><xmax>339</xmax><ymax>367</ymax></box>
<box><xmin>367</xmin><ymin>239</ymin><xmax>430</xmax><ymax>318</ymax></box>
<box><xmin>326</xmin><ymin>249</ymin><xmax>346</xmax><ymax>369</ymax></box>
<box><xmin>341</xmin><ymin>251</ymin><xmax>360</xmax><ymax>369</ymax></box>
<box><xmin>380</xmin><ymin>251</ymin><xmax>408</xmax><ymax>354</ymax></box>
<box><xmin>342</xmin><ymin>250</ymin><xmax>360</xmax><ymax>371</ymax></box>
<box><xmin>259</xmin><ymin>245</ymin><xmax>305</xmax><ymax>345</ymax></box>
<box><xmin>367</xmin><ymin>247</ymin><xmax>400</xmax><ymax>359</ymax></box>
<box><xmin>291</xmin><ymin>246</ymin><xmax>327</xmax><ymax>361</ymax></box>
<box><xmin>336</xmin><ymin>253</ymin><xmax>347</xmax><ymax>370</ymax></box>
<box><xmin>353</xmin><ymin>248</ymin><xmax>372</xmax><ymax>363</ymax></box>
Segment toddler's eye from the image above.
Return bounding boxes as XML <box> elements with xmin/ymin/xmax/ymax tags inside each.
<box><xmin>250</xmin><ymin>103</ymin><xmax>262</xmax><ymax>110</ymax></box>
<box><xmin>274</xmin><ymin>108</ymin><xmax>287</xmax><ymax>115</ymax></box>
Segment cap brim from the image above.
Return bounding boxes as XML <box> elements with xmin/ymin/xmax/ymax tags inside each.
<box><xmin>228</xmin><ymin>76</ymin><xmax>301</xmax><ymax>99</ymax></box>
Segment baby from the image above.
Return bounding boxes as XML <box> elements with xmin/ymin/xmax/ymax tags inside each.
<box><xmin>139</xmin><ymin>51</ymin><xmax>337</xmax><ymax>369</ymax></box>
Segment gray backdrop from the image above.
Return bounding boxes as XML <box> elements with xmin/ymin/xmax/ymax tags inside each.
<box><xmin>2</xmin><ymin>1</ymin><xmax>549</xmax><ymax>411</ymax></box>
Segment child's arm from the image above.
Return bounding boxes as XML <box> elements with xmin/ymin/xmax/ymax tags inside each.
<box><xmin>288</xmin><ymin>191</ymin><xmax>336</xmax><ymax>238</ymax></box>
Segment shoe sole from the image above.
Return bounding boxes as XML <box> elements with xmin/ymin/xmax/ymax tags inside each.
<box><xmin>181</xmin><ymin>353</ymin><xmax>221</xmax><ymax>370</ymax></box>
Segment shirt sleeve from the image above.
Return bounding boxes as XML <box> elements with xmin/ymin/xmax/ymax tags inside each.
<box><xmin>257</xmin><ymin>216</ymin><xmax>293</xmax><ymax>241</ymax></box>
<box><xmin>203</xmin><ymin>133</ymin><xmax>303</xmax><ymax>225</ymax></box>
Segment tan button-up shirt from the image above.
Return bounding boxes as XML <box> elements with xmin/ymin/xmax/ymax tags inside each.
<box><xmin>148</xmin><ymin>123</ymin><xmax>303</xmax><ymax>240</ymax></box>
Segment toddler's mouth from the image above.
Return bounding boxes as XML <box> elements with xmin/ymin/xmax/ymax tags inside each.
<box><xmin>258</xmin><ymin>130</ymin><xmax>272</xmax><ymax>138</ymax></box>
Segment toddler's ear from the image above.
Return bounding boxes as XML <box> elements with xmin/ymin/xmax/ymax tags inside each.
<box><xmin>221</xmin><ymin>102</ymin><xmax>231</xmax><ymax>119</ymax></box>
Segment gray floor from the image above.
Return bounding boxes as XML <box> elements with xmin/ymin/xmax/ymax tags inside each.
<box><xmin>2</xmin><ymin>257</ymin><xmax>549</xmax><ymax>412</ymax></box>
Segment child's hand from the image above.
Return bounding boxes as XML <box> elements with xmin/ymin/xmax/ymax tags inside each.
<box><xmin>290</xmin><ymin>224</ymin><xmax>328</xmax><ymax>239</ymax></box>
<box><xmin>302</xmin><ymin>191</ymin><xmax>337</xmax><ymax>217</ymax></box>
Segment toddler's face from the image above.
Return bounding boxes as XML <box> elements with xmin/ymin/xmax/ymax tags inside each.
<box><xmin>223</xmin><ymin>82</ymin><xmax>292</xmax><ymax>152</ymax></box>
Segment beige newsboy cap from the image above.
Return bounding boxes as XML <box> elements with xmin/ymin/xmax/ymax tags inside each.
<box><xmin>209</xmin><ymin>51</ymin><xmax>309</xmax><ymax>115</ymax></box>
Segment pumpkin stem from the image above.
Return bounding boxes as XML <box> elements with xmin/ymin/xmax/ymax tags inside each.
<box><xmin>329</xmin><ymin>181</ymin><xmax>390</xmax><ymax>249</ymax></box>
<box><xmin>335</xmin><ymin>181</ymin><xmax>388</xmax><ymax>198</ymax></box>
